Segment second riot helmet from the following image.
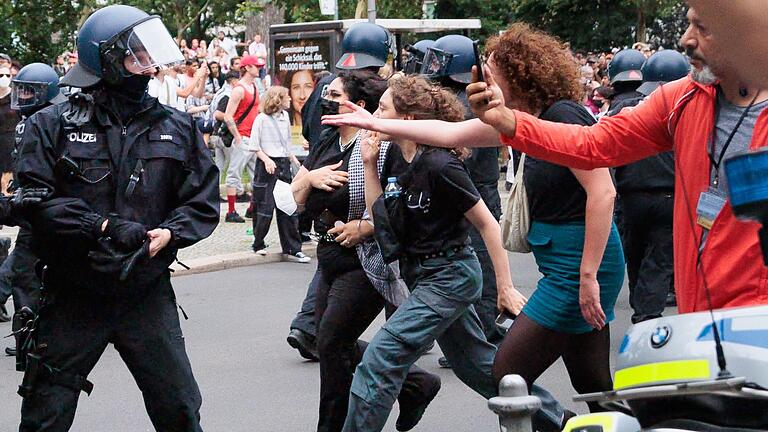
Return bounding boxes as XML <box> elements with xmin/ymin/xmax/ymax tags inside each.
<box><xmin>336</xmin><ymin>22</ymin><xmax>392</xmax><ymax>70</ymax></box>
<box><xmin>608</xmin><ymin>49</ymin><xmax>646</xmax><ymax>84</ymax></box>
<box><xmin>421</xmin><ymin>34</ymin><xmax>475</xmax><ymax>84</ymax></box>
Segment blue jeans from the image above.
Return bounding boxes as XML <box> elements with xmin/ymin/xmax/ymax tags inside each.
<box><xmin>342</xmin><ymin>247</ymin><xmax>564</xmax><ymax>431</ymax></box>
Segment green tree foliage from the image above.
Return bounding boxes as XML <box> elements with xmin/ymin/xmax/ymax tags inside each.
<box><xmin>275</xmin><ymin>0</ymin><xmax>422</xmax><ymax>23</ymax></box>
<box><xmin>0</xmin><ymin>0</ymin><xmax>244</xmax><ymax>66</ymax></box>
<box><xmin>0</xmin><ymin>0</ymin><xmax>84</xmax><ymax>65</ymax></box>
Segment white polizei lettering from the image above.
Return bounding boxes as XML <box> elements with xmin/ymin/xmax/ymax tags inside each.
<box><xmin>67</xmin><ymin>132</ymin><xmax>97</xmax><ymax>143</ymax></box>
<box><xmin>160</xmin><ymin>134</ymin><xmax>173</xmax><ymax>141</ymax></box>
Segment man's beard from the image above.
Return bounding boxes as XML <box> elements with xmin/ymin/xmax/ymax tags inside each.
<box><xmin>692</xmin><ymin>65</ymin><xmax>718</xmax><ymax>85</ymax></box>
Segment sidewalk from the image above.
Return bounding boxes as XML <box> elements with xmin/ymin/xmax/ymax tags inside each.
<box><xmin>172</xmin><ymin>201</ymin><xmax>317</xmax><ymax>275</ymax></box>
<box><xmin>0</xmin><ymin>178</ymin><xmax>509</xmax><ymax>277</ymax></box>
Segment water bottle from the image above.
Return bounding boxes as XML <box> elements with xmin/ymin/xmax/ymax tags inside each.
<box><xmin>384</xmin><ymin>177</ymin><xmax>401</xmax><ymax>200</ymax></box>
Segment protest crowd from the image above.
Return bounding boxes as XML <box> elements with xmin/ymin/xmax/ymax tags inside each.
<box><xmin>0</xmin><ymin>2</ymin><xmax>767</xmax><ymax>431</ymax></box>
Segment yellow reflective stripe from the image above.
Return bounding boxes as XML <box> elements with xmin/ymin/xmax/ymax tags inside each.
<box><xmin>613</xmin><ymin>359</ymin><xmax>711</xmax><ymax>390</ymax></box>
<box><xmin>563</xmin><ymin>413</ymin><xmax>615</xmax><ymax>431</ymax></box>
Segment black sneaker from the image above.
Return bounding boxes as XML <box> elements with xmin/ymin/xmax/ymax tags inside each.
<box><xmin>396</xmin><ymin>373</ymin><xmax>441</xmax><ymax>431</ymax></box>
<box><xmin>236</xmin><ymin>193</ymin><xmax>251</xmax><ymax>203</ymax></box>
<box><xmin>244</xmin><ymin>207</ymin><xmax>253</xmax><ymax>219</ymax></box>
<box><xmin>287</xmin><ymin>329</ymin><xmax>319</xmax><ymax>361</ymax></box>
<box><xmin>5</xmin><ymin>347</ymin><xmax>16</xmax><ymax>356</ymax></box>
<box><xmin>225</xmin><ymin>212</ymin><xmax>245</xmax><ymax>223</ymax></box>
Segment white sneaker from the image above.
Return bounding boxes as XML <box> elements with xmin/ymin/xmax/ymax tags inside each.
<box><xmin>284</xmin><ymin>252</ymin><xmax>311</xmax><ymax>263</ymax></box>
<box><xmin>254</xmin><ymin>248</ymin><xmax>268</xmax><ymax>256</ymax></box>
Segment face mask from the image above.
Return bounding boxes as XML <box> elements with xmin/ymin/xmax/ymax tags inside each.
<box><xmin>593</xmin><ymin>99</ymin><xmax>605</xmax><ymax>108</ymax></box>
<box><xmin>107</xmin><ymin>74</ymin><xmax>151</xmax><ymax>103</ymax></box>
<box><xmin>320</xmin><ymin>99</ymin><xmax>340</xmax><ymax>116</ymax></box>
<box><xmin>0</xmin><ymin>77</ymin><xmax>10</xmax><ymax>88</ymax></box>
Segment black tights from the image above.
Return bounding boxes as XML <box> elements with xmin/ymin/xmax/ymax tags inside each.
<box><xmin>492</xmin><ymin>313</ymin><xmax>613</xmax><ymax>413</ymax></box>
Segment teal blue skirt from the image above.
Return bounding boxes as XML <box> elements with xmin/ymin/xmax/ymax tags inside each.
<box><xmin>522</xmin><ymin>221</ymin><xmax>625</xmax><ymax>334</ymax></box>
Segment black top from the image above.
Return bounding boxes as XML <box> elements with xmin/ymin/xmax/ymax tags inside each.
<box><xmin>610</xmin><ymin>94</ymin><xmax>675</xmax><ymax>194</ymax></box>
<box><xmin>524</xmin><ymin>100</ymin><xmax>596</xmax><ymax>223</ymax></box>
<box><xmin>302</xmin><ymin>128</ymin><xmax>358</xmax><ymax>273</ymax></box>
<box><xmin>383</xmin><ymin>147</ymin><xmax>480</xmax><ymax>255</ymax></box>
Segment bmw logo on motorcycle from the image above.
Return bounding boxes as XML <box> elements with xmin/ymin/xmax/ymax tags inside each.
<box><xmin>650</xmin><ymin>325</ymin><xmax>672</xmax><ymax>348</ymax></box>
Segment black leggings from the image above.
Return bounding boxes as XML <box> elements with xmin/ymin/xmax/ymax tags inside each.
<box><xmin>492</xmin><ymin>313</ymin><xmax>612</xmax><ymax>413</ymax></box>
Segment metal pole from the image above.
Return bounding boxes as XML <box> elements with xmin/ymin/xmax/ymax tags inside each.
<box><xmin>334</xmin><ymin>0</ymin><xmax>339</xmax><ymax>21</ymax></box>
<box><xmin>488</xmin><ymin>375</ymin><xmax>541</xmax><ymax>432</ymax></box>
<box><xmin>367</xmin><ymin>0</ymin><xmax>376</xmax><ymax>22</ymax></box>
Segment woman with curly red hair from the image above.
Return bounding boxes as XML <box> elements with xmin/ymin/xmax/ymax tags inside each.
<box><xmin>325</xmin><ymin>23</ymin><xmax>624</xmax><ymax>417</ymax></box>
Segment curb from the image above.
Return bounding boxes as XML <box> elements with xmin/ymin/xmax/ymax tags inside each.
<box><xmin>170</xmin><ymin>243</ymin><xmax>318</xmax><ymax>277</ymax></box>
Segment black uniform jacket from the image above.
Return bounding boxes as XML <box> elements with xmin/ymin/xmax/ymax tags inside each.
<box><xmin>15</xmin><ymin>91</ymin><xmax>220</xmax><ymax>291</ymax></box>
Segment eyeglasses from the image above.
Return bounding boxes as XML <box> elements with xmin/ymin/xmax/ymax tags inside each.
<box><xmin>0</xmin><ymin>73</ymin><xmax>11</xmax><ymax>78</ymax></box>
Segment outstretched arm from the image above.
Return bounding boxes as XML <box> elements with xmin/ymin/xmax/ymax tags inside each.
<box><xmin>322</xmin><ymin>101</ymin><xmax>500</xmax><ymax>148</ymax></box>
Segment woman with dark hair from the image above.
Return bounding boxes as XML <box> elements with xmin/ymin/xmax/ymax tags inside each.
<box><xmin>325</xmin><ymin>23</ymin><xmax>624</xmax><ymax>417</ymax></box>
<box><xmin>339</xmin><ymin>75</ymin><xmax>543</xmax><ymax>432</ymax></box>
<box><xmin>290</xmin><ymin>70</ymin><xmax>440</xmax><ymax>432</ymax></box>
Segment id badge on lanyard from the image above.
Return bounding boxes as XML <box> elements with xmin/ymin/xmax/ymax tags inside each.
<box><xmin>696</xmin><ymin>187</ymin><xmax>726</xmax><ymax>230</ymax></box>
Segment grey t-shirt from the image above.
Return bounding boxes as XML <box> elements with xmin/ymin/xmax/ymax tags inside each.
<box><xmin>710</xmin><ymin>89</ymin><xmax>768</xmax><ymax>193</ymax></box>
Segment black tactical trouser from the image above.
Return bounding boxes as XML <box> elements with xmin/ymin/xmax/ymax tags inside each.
<box><xmin>0</xmin><ymin>229</ymin><xmax>42</xmax><ymax>370</ymax></box>
<box><xmin>620</xmin><ymin>191</ymin><xmax>674</xmax><ymax>324</ymax></box>
<box><xmin>469</xmin><ymin>183</ymin><xmax>504</xmax><ymax>346</ymax></box>
<box><xmin>20</xmin><ymin>273</ymin><xmax>203</xmax><ymax>432</ymax></box>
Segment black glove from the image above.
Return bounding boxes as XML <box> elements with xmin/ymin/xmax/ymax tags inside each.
<box><xmin>11</xmin><ymin>187</ymin><xmax>51</xmax><ymax>209</ymax></box>
<box><xmin>0</xmin><ymin>187</ymin><xmax>51</xmax><ymax>222</ymax></box>
<box><xmin>88</xmin><ymin>238</ymin><xmax>149</xmax><ymax>281</ymax></box>
<box><xmin>103</xmin><ymin>217</ymin><xmax>148</xmax><ymax>251</ymax></box>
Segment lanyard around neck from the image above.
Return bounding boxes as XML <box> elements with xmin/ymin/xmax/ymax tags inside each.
<box><xmin>709</xmin><ymin>92</ymin><xmax>758</xmax><ymax>186</ymax></box>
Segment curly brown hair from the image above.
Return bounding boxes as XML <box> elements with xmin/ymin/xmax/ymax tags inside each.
<box><xmin>486</xmin><ymin>23</ymin><xmax>582</xmax><ymax>113</ymax></box>
<box><xmin>388</xmin><ymin>75</ymin><xmax>466</xmax><ymax>122</ymax></box>
<box><xmin>388</xmin><ymin>75</ymin><xmax>469</xmax><ymax>158</ymax></box>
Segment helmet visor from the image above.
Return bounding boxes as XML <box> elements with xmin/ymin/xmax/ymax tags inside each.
<box><xmin>124</xmin><ymin>18</ymin><xmax>184</xmax><ymax>72</ymax></box>
<box><xmin>11</xmin><ymin>81</ymin><xmax>48</xmax><ymax>110</ymax></box>
<box><xmin>420</xmin><ymin>47</ymin><xmax>453</xmax><ymax>77</ymax></box>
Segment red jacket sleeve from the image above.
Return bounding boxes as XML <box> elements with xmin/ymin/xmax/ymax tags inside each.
<box><xmin>501</xmin><ymin>84</ymin><xmax>678</xmax><ymax>170</ymax></box>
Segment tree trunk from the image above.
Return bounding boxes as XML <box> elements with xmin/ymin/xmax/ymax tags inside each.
<box><xmin>636</xmin><ymin>6</ymin><xmax>647</xmax><ymax>43</ymax></box>
<box><xmin>245</xmin><ymin>0</ymin><xmax>285</xmax><ymax>55</ymax></box>
<box><xmin>356</xmin><ymin>0</ymin><xmax>367</xmax><ymax>18</ymax></box>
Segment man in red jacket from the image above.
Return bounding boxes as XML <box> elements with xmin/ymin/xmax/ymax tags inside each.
<box><xmin>469</xmin><ymin>7</ymin><xmax>768</xmax><ymax>313</ymax></box>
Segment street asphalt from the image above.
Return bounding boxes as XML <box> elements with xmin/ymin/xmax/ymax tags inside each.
<box><xmin>0</xmin><ymin>253</ymin><xmax>668</xmax><ymax>431</ymax></box>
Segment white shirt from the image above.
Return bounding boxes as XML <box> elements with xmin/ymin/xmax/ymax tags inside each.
<box><xmin>249</xmin><ymin>42</ymin><xmax>267</xmax><ymax>59</ymax></box>
<box><xmin>249</xmin><ymin>111</ymin><xmax>292</xmax><ymax>157</ymax></box>
<box><xmin>150</xmin><ymin>76</ymin><xmax>179</xmax><ymax>109</ymax></box>
<box><xmin>218</xmin><ymin>37</ymin><xmax>238</xmax><ymax>60</ymax></box>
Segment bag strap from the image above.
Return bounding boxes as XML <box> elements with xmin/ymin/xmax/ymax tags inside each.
<box><xmin>266</xmin><ymin>113</ymin><xmax>291</xmax><ymax>155</ymax></box>
<box><xmin>235</xmin><ymin>84</ymin><xmax>257</xmax><ymax>125</ymax></box>
<box><xmin>514</xmin><ymin>153</ymin><xmax>526</xmax><ymax>182</ymax></box>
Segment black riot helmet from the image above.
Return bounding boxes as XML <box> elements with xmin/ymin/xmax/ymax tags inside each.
<box><xmin>11</xmin><ymin>63</ymin><xmax>67</xmax><ymax>115</ymax></box>
<box><xmin>608</xmin><ymin>49</ymin><xmax>645</xmax><ymax>84</ymax></box>
<box><xmin>60</xmin><ymin>4</ymin><xmax>184</xmax><ymax>88</ymax></box>
<box><xmin>637</xmin><ymin>50</ymin><xmax>690</xmax><ymax>95</ymax></box>
<box><xmin>421</xmin><ymin>34</ymin><xmax>475</xmax><ymax>84</ymax></box>
<box><xmin>403</xmin><ymin>39</ymin><xmax>435</xmax><ymax>75</ymax></box>
<box><xmin>336</xmin><ymin>22</ymin><xmax>392</xmax><ymax>70</ymax></box>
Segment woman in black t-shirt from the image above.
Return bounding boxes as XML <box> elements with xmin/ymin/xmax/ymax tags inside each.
<box><xmin>341</xmin><ymin>76</ymin><xmax>528</xmax><ymax>431</ymax></box>
<box><xmin>290</xmin><ymin>71</ymin><xmax>439</xmax><ymax>432</ymax></box>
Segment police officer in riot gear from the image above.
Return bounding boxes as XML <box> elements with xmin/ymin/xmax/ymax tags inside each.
<box><xmin>14</xmin><ymin>5</ymin><xmax>219</xmax><ymax>431</ymax></box>
<box><xmin>421</xmin><ymin>34</ymin><xmax>506</xmax><ymax>355</ymax></box>
<box><xmin>402</xmin><ymin>39</ymin><xmax>435</xmax><ymax>75</ymax></box>
<box><xmin>288</xmin><ymin>22</ymin><xmax>393</xmax><ymax>361</ymax></box>
<box><xmin>611</xmin><ymin>50</ymin><xmax>690</xmax><ymax>323</ymax></box>
<box><xmin>1</xmin><ymin>63</ymin><xmax>66</xmax><ymax>362</ymax></box>
<box><xmin>605</xmin><ymin>49</ymin><xmax>646</xmax><ymax>114</ymax></box>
